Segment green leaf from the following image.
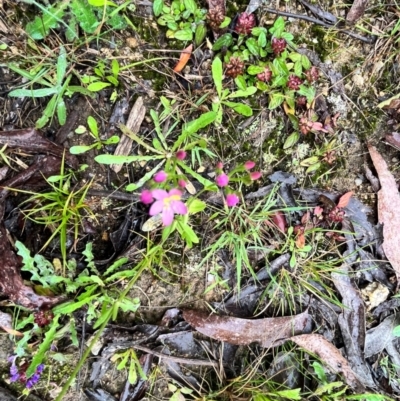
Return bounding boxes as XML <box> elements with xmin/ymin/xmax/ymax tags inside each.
<box><xmin>87</xmin><ymin>81</ymin><xmax>111</xmax><ymax>91</ymax></box>
<box><xmin>26</xmin><ymin>315</ymin><xmax>60</xmax><ymax>377</ymax></box>
<box><xmin>258</xmin><ymin>31</ymin><xmax>267</xmax><ymax>47</ymax></box>
<box><xmin>111</xmin><ymin>59</ymin><xmax>120</xmax><ymax>77</ymax></box>
<box><xmin>8</xmin><ymin>87</ymin><xmax>58</xmax><ymax>98</ymax></box>
<box><xmin>301</xmin><ymin>156</ymin><xmax>319</xmax><ymax>167</ymax></box>
<box><xmin>153</xmin><ymin>0</ymin><xmax>163</xmax><ymax>16</ymax></box>
<box><xmin>174</xmin><ymin>29</ymin><xmax>193</xmax><ymax>41</ymax></box>
<box><xmin>283</xmin><ymin>132</ymin><xmax>300</xmax><ymax>149</ymax></box>
<box><xmin>69</xmin><ymin>144</ymin><xmax>96</xmax><ymax>154</ymax></box>
<box><xmin>95</xmin><ymin>154</ymin><xmax>164</xmax><ymax>164</ymax></box>
<box><xmin>183</xmin><ymin>0</ymin><xmax>196</xmax><ymax>14</ymax></box>
<box><xmin>270</xmin><ymin>16</ymin><xmax>285</xmax><ymax>38</ymax></box>
<box><xmin>56</xmin><ymin>46</ymin><xmax>67</xmax><ymax>85</ymax></box>
<box><xmin>268</xmin><ymin>93</ymin><xmax>284</xmax><ymax>109</ymax></box>
<box><xmin>297</xmin><ymin>84</ymin><xmax>315</xmax><ymax>103</ymax></box>
<box><xmin>246</xmin><ymin>37</ymin><xmax>260</xmax><ymax>56</ymax></box>
<box><xmin>71</xmin><ymin>0</ymin><xmax>99</xmax><ymax>33</ymax></box>
<box><xmin>228</xmin><ymin>86</ymin><xmax>257</xmax><ymax>98</ymax></box>
<box><xmin>36</xmin><ymin>94</ymin><xmax>58</xmax><ymax>128</ymax></box>
<box><xmin>219</xmin><ymin>16</ymin><xmax>231</xmax><ymax>28</ymax></box>
<box><xmin>87</xmin><ymin>115</ymin><xmax>98</xmax><ymax>137</ymax></box>
<box><xmin>182</xmin><ymin>111</ymin><xmax>217</xmax><ymax>136</ymax></box>
<box><xmin>103</xmin><ymin>257</ymin><xmax>128</xmax><ymax>277</ymax></box>
<box><xmin>212</xmin><ymin>57</ymin><xmax>223</xmax><ymax>96</ymax></box>
<box><xmin>273</xmin><ymin>57</ymin><xmax>289</xmax><ymax>75</ymax></box>
<box><xmin>176</xmin><ymin>160</ymin><xmax>217</xmax><ymax>190</ymax></box>
<box><xmin>103</xmin><ymin>135</ymin><xmax>120</xmax><ymax>145</ymax></box>
<box><xmin>212</xmin><ymin>33</ymin><xmax>233</xmax><ymax>51</ymax></box>
<box><xmin>57</xmin><ymin>99</ymin><xmax>67</xmax><ymax>125</ymax></box>
<box><xmin>393</xmin><ymin>325</ymin><xmax>400</xmax><ymax>337</ymax></box>
<box><xmin>276</xmin><ymin>389</ymin><xmax>301</xmax><ymax>400</ymax></box>
<box><xmin>247</xmin><ymin>65</ymin><xmax>265</xmax><ymax>75</ymax></box>
<box><xmin>306</xmin><ymin>162</ymin><xmax>321</xmax><ymax>173</ymax></box>
<box><xmin>234</xmin><ymin>75</ymin><xmax>247</xmax><ymax>91</ymax></box>
<box><xmin>125</xmin><ymin>160</ymin><xmax>165</xmax><ymax>191</ymax></box>
<box><xmin>26</xmin><ymin>4</ymin><xmax>67</xmax><ymax>40</ymax></box>
<box><xmin>223</xmin><ymin>101</ymin><xmax>253</xmax><ymax>116</ymax></box>
<box><xmin>187</xmin><ymin>199</ymin><xmax>206</xmax><ymax>214</ymax></box>
<box><xmin>301</xmin><ymin>54</ymin><xmax>311</xmax><ymax>70</ymax></box>
<box><xmin>294</xmin><ymin>60</ymin><xmax>302</xmax><ymax>77</ymax></box>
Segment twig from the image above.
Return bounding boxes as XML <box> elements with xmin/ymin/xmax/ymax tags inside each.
<box><xmin>264</xmin><ymin>8</ymin><xmax>376</xmax><ymax>44</ymax></box>
<box><xmin>132</xmin><ymin>344</ymin><xmax>221</xmax><ymax>367</ymax></box>
<box><xmin>87</xmin><ymin>189</ymin><xmax>139</xmax><ymax>202</ymax></box>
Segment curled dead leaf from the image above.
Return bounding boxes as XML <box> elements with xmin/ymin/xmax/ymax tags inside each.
<box><xmin>173</xmin><ymin>44</ymin><xmax>193</xmax><ymax>73</ymax></box>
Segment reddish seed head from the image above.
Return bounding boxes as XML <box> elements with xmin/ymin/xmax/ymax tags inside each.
<box><xmin>257</xmin><ymin>67</ymin><xmax>272</xmax><ymax>82</ymax></box>
<box><xmin>244</xmin><ymin>160</ymin><xmax>255</xmax><ymax>170</ymax></box>
<box><xmin>271</xmin><ymin>37</ymin><xmax>287</xmax><ymax>55</ymax></box>
<box><xmin>250</xmin><ymin>171</ymin><xmax>262</xmax><ymax>180</ymax></box>
<box><xmin>305</xmin><ymin>66</ymin><xmax>319</xmax><ymax>83</ymax></box>
<box><xmin>287</xmin><ymin>75</ymin><xmax>303</xmax><ymax>90</ymax></box>
<box><xmin>235</xmin><ymin>12</ymin><xmax>256</xmax><ymax>35</ymax></box>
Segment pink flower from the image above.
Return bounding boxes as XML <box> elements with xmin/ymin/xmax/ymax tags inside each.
<box><xmin>178</xmin><ymin>179</ymin><xmax>187</xmax><ymax>188</ymax></box>
<box><xmin>140</xmin><ymin>189</ymin><xmax>154</xmax><ymax>204</ymax></box>
<box><xmin>149</xmin><ymin>189</ymin><xmax>188</xmax><ymax>226</ymax></box>
<box><xmin>250</xmin><ymin>171</ymin><xmax>262</xmax><ymax>180</ymax></box>
<box><xmin>226</xmin><ymin>193</ymin><xmax>239</xmax><ymax>207</ymax></box>
<box><xmin>216</xmin><ymin>161</ymin><xmax>223</xmax><ymax>170</ymax></box>
<box><xmin>244</xmin><ymin>161</ymin><xmax>255</xmax><ymax>170</ymax></box>
<box><xmin>154</xmin><ymin>170</ymin><xmax>167</xmax><ymax>183</ymax></box>
<box><xmin>176</xmin><ymin>150</ymin><xmax>187</xmax><ymax>160</ymax></box>
<box><xmin>216</xmin><ymin>173</ymin><xmax>229</xmax><ymax>187</ymax></box>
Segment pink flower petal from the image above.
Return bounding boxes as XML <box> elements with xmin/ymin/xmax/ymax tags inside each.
<box><xmin>171</xmin><ymin>200</ymin><xmax>188</xmax><ymax>215</ymax></box>
<box><xmin>140</xmin><ymin>189</ymin><xmax>153</xmax><ymax>204</ymax></box>
<box><xmin>250</xmin><ymin>171</ymin><xmax>262</xmax><ymax>180</ymax></box>
<box><xmin>216</xmin><ymin>173</ymin><xmax>229</xmax><ymax>187</ymax></box>
<box><xmin>169</xmin><ymin>188</ymin><xmax>183</xmax><ymax>197</ymax></box>
<box><xmin>244</xmin><ymin>161</ymin><xmax>255</xmax><ymax>170</ymax></box>
<box><xmin>162</xmin><ymin>209</ymin><xmax>174</xmax><ymax>226</ymax></box>
<box><xmin>149</xmin><ymin>200</ymin><xmax>164</xmax><ymax>216</ymax></box>
<box><xmin>154</xmin><ymin>170</ymin><xmax>168</xmax><ymax>183</ymax></box>
<box><xmin>151</xmin><ymin>189</ymin><xmax>168</xmax><ymax>200</ymax></box>
<box><xmin>178</xmin><ymin>179</ymin><xmax>187</xmax><ymax>188</ymax></box>
<box><xmin>176</xmin><ymin>150</ymin><xmax>187</xmax><ymax>160</ymax></box>
<box><xmin>226</xmin><ymin>193</ymin><xmax>239</xmax><ymax>207</ymax></box>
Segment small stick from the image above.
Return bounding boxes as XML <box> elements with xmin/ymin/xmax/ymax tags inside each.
<box><xmin>264</xmin><ymin>8</ymin><xmax>376</xmax><ymax>44</ymax></box>
<box><xmin>131</xmin><ymin>344</ymin><xmax>221</xmax><ymax>367</ymax></box>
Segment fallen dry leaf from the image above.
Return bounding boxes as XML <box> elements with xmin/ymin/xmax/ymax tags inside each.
<box><xmin>183</xmin><ymin>309</ymin><xmax>312</xmax><ymax>348</ymax></box>
<box><xmin>368</xmin><ymin>145</ymin><xmax>400</xmax><ymax>285</ymax></box>
<box><xmin>337</xmin><ymin>191</ymin><xmax>353</xmax><ymax>208</ymax></box>
<box><xmin>290</xmin><ymin>334</ymin><xmax>365</xmax><ymax>392</ymax></box>
<box><xmin>346</xmin><ymin>0</ymin><xmax>369</xmax><ymax>23</ymax></box>
<box><xmin>173</xmin><ymin>44</ymin><xmax>193</xmax><ymax>73</ymax></box>
<box><xmin>385</xmin><ymin>132</ymin><xmax>400</xmax><ymax>151</ymax></box>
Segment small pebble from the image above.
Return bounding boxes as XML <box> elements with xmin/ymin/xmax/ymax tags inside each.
<box><xmin>392</xmin><ymin>157</ymin><xmax>398</xmax><ymax>163</ymax></box>
<box><xmin>355</xmin><ymin>178</ymin><xmax>363</xmax><ymax>186</ymax></box>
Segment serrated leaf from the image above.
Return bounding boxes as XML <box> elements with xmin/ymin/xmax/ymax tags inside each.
<box><xmin>71</xmin><ymin>0</ymin><xmax>99</xmax><ymax>33</ymax></box>
<box><xmin>174</xmin><ymin>29</ymin><xmax>193</xmax><ymax>41</ymax></box>
<box><xmin>283</xmin><ymin>132</ymin><xmax>300</xmax><ymax>149</ymax></box>
<box><xmin>212</xmin><ymin>33</ymin><xmax>233</xmax><ymax>51</ymax></box>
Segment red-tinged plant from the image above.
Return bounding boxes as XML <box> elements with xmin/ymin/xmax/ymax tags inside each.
<box><xmin>271</xmin><ymin>37</ymin><xmax>287</xmax><ymax>55</ymax></box>
<box><xmin>173</xmin><ymin>44</ymin><xmax>193</xmax><ymax>73</ymax></box>
<box><xmin>234</xmin><ymin>12</ymin><xmax>256</xmax><ymax>35</ymax></box>
<box><xmin>271</xmin><ymin>211</ymin><xmax>287</xmax><ymax>232</ymax></box>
